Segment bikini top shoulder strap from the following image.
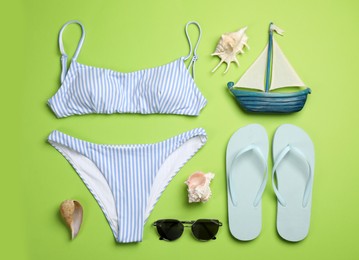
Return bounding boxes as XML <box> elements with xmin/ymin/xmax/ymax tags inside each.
<box><xmin>58</xmin><ymin>20</ymin><xmax>86</xmax><ymax>83</ymax></box>
<box><xmin>183</xmin><ymin>21</ymin><xmax>202</xmax><ymax>79</ymax></box>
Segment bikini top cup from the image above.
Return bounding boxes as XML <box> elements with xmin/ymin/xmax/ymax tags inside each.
<box><xmin>48</xmin><ymin>20</ymin><xmax>207</xmax><ymax>118</ymax></box>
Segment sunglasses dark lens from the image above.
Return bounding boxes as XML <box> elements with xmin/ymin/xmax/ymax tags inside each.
<box><xmin>155</xmin><ymin>219</ymin><xmax>184</xmax><ymax>241</ymax></box>
<box><xmin>191</xmin><ymin>219</ymin><xmax>220</xmax><ymax>241</ymax></box>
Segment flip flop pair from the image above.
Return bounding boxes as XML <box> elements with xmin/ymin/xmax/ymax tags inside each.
<box><xmin>226</xmin><ymin>124</ymin><xmax>315</xmax><ymax>242</ymax></box>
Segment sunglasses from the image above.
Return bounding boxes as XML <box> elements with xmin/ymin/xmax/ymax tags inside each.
<box><xmin>153</xmin><ymin>219</ymin><xmax>222</xmax><ymax>241</ymax></box>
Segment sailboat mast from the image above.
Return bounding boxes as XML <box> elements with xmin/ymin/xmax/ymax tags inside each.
<box><xmin>265</xmin><ymin>23</ymin><xmax>274</xmax><ymax>92</ymax></box>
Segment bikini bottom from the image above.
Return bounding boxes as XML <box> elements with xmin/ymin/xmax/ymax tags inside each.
<box><xmin>48</xmin><ymin>128</ymin><xmax>207</xmax><ymax>243</ymax></box>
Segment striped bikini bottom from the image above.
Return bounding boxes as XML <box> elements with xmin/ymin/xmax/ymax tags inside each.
<box><xmin>48</xmin><ymin>128</ymin><xmax>207</xmax><ymax>243</ymax></box>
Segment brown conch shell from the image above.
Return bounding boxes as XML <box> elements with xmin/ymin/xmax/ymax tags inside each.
<box><xmin>185</xmin><ymin>172</ymin><xmax>215</xmax><ymax>203</ymax></box>
<box><xmin>211</xmin><ymin>27</ymin><xmax>249</xmax><ymax>73</ymax></box>
<box><xmin>60</xmin><ymin>200</ymin><xmax>83</xmax><ymax>240</ymax></box>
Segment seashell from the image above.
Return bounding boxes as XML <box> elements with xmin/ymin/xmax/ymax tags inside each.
<box><xmin>185</xmin><ymin>172</ymin><xmax>215</xmax><ymax>203</ymax></box>
<box><xmin>60</xmin><ymin>200</ymin><xmax>83</xmax><ymax>240</ymax></box>
<box><xmin>211</xmin><ymin>27</ymin><xmax>249</xmax><ymax>73</ymax></box>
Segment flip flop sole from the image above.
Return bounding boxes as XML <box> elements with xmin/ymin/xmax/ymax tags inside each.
<box><xmin>226</xmin><ymin>124</ymin><xmax>268</xmax><ymax>241</ymax></box>
<box><xmin>273</xmin><ymin>124</ymin><xmax>315</xmax><ymax>242</ymax></box>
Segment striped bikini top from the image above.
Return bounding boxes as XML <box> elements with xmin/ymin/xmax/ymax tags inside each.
<box><xmin>48</xmin><ymin>20</ymin><xmax>207</xmax><ymax>118</ymax></box>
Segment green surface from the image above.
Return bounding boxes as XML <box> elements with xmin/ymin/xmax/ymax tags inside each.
<box><xmin>2</xmin><ymin>0</ymin><xmax>359</xmax><ymax>259</ymax></box>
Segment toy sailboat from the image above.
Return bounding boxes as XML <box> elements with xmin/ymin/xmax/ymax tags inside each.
<box><xmin>227</xmin><ymin>23</ymin><xmax>311</xmax><ymax>113</ymax></box>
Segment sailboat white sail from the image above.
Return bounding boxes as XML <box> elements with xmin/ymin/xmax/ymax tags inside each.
<box><xmin>234</xmin><ymin>46</ymin><xmax>268</xmax><ymax>91</ymax></box>
<box><xmin>270</xmin><ymin>39</ymin><xmax>306</xmax><ymax>90</ymax></box>
<box><xmin>234</xmin><ymin>29</ymin><xmax>306</xmax><ymax>92</ymax></box>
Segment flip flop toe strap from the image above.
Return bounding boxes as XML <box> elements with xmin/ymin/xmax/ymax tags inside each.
<box><xmin>228</xmin><ymin>144</ymin><xmax>268</xmax><ymax>207</ymax></box>
<box><xmin>272</xmin><ymin>145</ymin><xmax>313</xmax><ymax>208</ymax></box>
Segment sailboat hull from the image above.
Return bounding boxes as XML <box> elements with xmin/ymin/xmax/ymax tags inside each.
<box><xmin>228</xmin><ymin>87</ymin><xmax>311</xmax><ymax>113</ymax></box>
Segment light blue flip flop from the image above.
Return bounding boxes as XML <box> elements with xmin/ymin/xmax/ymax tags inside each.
<box><xmin>226</xmin><ymin>124</ymin><xmax>268</xmax><ymax>241</ymax></box>
<box><xmin>272</xmin><ymin>124</ymin><xmax>315</xmax><ymax>242</ymax></box>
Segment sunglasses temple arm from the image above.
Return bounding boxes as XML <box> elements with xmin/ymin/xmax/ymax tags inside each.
<box><xmin>215</xmin><ymin>222</ymin><xmax>223</xmax><ymax>239</ymax></box>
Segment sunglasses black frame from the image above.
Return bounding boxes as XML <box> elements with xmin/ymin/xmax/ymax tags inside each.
<box><xmin>153</xmin><ymin>219</ymin><xmax>223</xmax><ymax>241</ymax></box>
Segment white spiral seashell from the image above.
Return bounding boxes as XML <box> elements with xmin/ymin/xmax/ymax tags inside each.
<box><xmin>212</xmin><ymin>27</ymin><xmax>249</xmax><ymax>73</ymax></box>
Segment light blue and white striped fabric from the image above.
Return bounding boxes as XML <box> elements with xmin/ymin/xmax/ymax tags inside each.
<box><xmin>48</xmin><ymin>20</ymin><xmax>207</xmax><ymax>118</ymax></box>
<box><xmin>48</xmin><ymin>128</ymin><xmax>207</xmax><ymax>243</ymax></box>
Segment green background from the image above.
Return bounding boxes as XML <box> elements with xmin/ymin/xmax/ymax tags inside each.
<box><xmin>2</xmin><ymin>0</ymin><xmax>359</xmax><ymax>259</ymax></box>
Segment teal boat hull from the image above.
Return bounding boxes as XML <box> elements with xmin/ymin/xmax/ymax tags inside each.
<box><xmin>227</xmin><ymin>84</ymin><xmax>311</xmax><ymax>113</ymax></box>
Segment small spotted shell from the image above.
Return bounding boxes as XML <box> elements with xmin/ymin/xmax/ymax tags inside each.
<box><xmin>60</xmin><ymin>200</ymin><xmax>83</xmax><ymax>240</ymax></box>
